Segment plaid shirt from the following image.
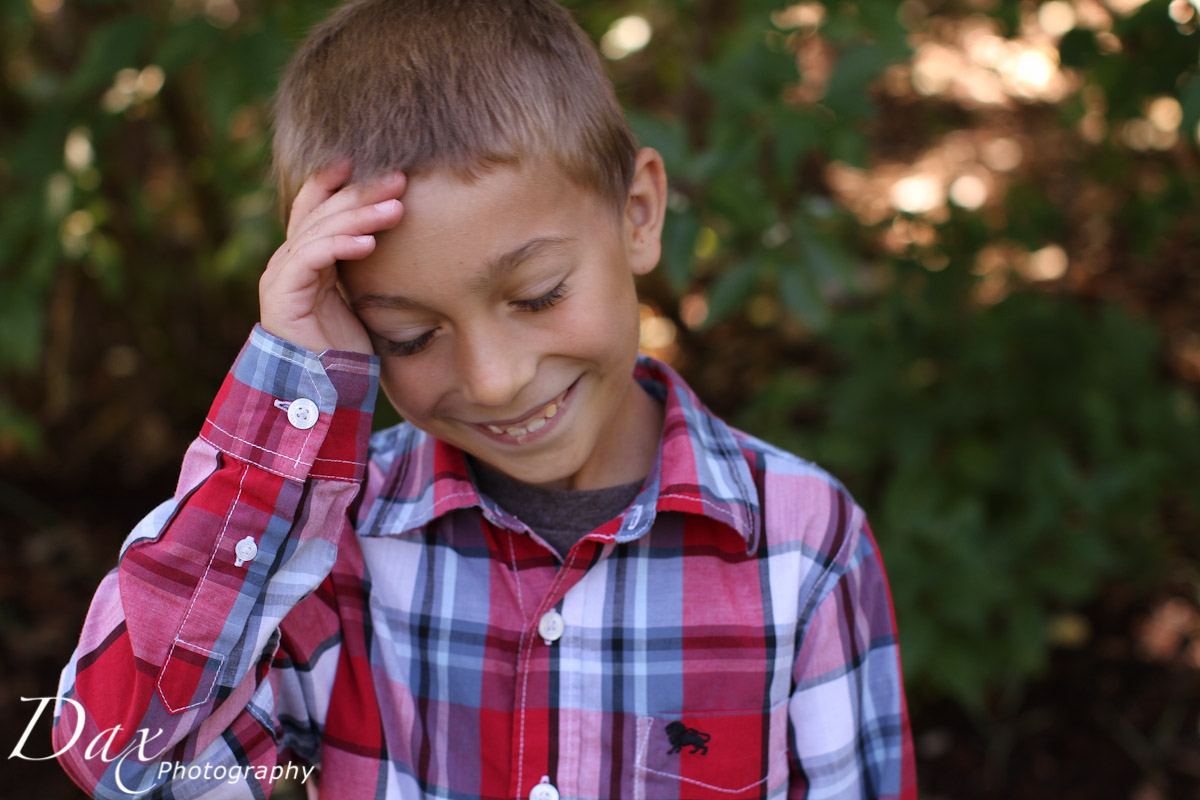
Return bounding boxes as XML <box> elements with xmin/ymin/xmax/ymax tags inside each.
<box><xmin>55</xmin><ymin>326</ymin><xmax>916</xmax><ymax>800</ymax></box>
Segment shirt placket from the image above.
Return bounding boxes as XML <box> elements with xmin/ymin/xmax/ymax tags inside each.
<box><xmin>509</xmin><ymin>538</ymin><xmax>604</xmax><ymax>800</ymax></box>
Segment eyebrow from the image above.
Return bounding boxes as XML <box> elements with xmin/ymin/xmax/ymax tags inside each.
<box><xmin>351</xmin><ymin>235</ymin><xmax>574</xmax><ymax>313</ymax></box>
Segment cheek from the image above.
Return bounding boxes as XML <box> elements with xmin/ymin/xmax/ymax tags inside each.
<box><xmin>377</xmin><ymin>361</ymin><xmax>443</xmax><ymax>422</ymax></box>
<box><xmin>557</xmin><ymin>275</ymin><xmax>641</xmax><ymax>357</ymax></box>
<box><xmin>548</xmin><ymin>303</ymin><xmax>639</xmax><ymax>365</ymax></box>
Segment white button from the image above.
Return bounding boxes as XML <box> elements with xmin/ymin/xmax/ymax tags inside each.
<box><xmin>286</xmin><ymin>398</ymin><xmax>319</xmax><ymax>430</ymax></box>
<box><xmin>529</xmin><ymin>776</ymin><xmax>558</xmax><ymax>800</ymax></box>
<box><xmin>234</xmin><ymin>536</ymin><xmax>258</xmax><ymax>567</ymax></box>
<box><xmin>538</xmin><ymin>610</ymin><xmax>564</xmax><ymax>644</ymax></box>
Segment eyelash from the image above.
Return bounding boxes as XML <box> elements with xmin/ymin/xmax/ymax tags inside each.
<box><xmin>380</xmin><ymin>281</ymin><xmax>568</xmax><ymax>357</ymax></box>
<box><xmin>513</xmin><ymin>281</ymin><xmax>568</xmax><ymax>313</ymax></box>
<box><xmin>381</xmin><ymin>329</ymin><xmax>436</xmax><ymax>357</ymax></box>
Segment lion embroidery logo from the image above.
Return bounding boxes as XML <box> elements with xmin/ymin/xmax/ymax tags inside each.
<box><xmin>665</xmin><ymin>721</ymin><xmax>711</xmax><ymax>755</ymax></box>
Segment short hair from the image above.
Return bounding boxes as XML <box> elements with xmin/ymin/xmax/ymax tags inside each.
<box><xmin>272</xmin><ymin>0</ymin><xmax>638</xmax><ymax>221</ymax></box>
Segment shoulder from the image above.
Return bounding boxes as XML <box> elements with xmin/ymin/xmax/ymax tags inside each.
<box><xmin>634</xmin><ymin>353</ymin><xmax>866</xmax><ymax>565</ymax></box>
<box><xmin>728</xmin><ymin>424</ymin><xmax>848</xmax><ymax>493</ymax></box>
<box><xmin>727</xmin><ymin>423</ymin><xmax>868</xmax><ymax>571</ymax></box>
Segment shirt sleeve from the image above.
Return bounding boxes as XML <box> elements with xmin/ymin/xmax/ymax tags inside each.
<box><xmin>787</xmin><ymin>517</ymin><xmax>918</xmax><ymax>800</ymax></box>
<box><xmin>52</xmin><ymin>325</ymin><xmax>378</xmax><ymax>798</ymax></box>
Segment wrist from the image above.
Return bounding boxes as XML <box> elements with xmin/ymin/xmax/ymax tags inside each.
<box><xmin>258</xmin><ymin>318</ymin><xmax>330</xmax><ymax>357</ymax></box>
<box><xmin>201</xmin><ymin>326</ymin><xmax>379</xmax><ymax>483</ymax></box>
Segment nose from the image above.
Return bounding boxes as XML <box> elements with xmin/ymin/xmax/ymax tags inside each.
<box><xmin>455</xmin><ymin>324</ymin><xmax>537</xmax><ymax>409</ymax></box>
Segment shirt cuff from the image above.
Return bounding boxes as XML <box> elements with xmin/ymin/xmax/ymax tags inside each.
<box><xmin>199</xmin><ymin>325</ymin><xmax>380</xmax><ymax>483</ymax></box>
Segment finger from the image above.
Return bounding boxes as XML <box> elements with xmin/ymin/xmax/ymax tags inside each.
<box><xmin>291</xmin><ymin>195</ymin><xmax>405</xmax><ymax>250</ymax></box>
<box><xmin>263</xmin><ymin>198</ymin><xmax>403</xmax><ymax>298</ymax></box>
<box><xmin>287</xmin><ymin>159</ymin><xmax>354</xmax><ymax>237</ymax></box>
<box><xmin>296</xmin><ymin>171</ymin><xmax>408</xmax><ymax>237</ymax></box>
<box><xmin>263</xmin><ymin>233</ymin><xmax>379</xmax><ymax>295</ymax></box>
<box><xmin>297</xmin><ymin>234</ymin><xmax>379</xmax><ymax>272</ymax></box>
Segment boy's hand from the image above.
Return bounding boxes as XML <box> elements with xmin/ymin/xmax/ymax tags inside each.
<box><xmin>259</xmin><ymin>162</ymin><xmax>406</xmax><ymax>355</ymax></box>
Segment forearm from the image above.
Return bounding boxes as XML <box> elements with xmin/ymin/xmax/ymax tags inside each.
<box><xmin>54</xmin><ymin>327</ymin><xmax>377</xmax><ymax>797</ymax></box>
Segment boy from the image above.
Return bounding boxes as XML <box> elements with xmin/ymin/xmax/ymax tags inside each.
<box><xmin>54</xmin><ymin>0</ymin><xmax>916</xmax><ymax>797</ymax></box>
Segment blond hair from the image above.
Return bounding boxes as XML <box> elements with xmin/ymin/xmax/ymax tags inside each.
<box><xmin>272</xmin><ymin>0</ymin><xmax>638</xmax><ymax>220</ymax></box>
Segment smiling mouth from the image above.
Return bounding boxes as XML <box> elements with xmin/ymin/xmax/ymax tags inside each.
<box><xmin>477</xmin><ymin>384</ymin><xmax>572</xmax><ymax>439</ymax></box>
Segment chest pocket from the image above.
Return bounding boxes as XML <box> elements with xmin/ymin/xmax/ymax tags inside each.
<box><xmin>631</xmin><ymin>699</ymin><xmax>790</xmax><ymax>799</ymax></box>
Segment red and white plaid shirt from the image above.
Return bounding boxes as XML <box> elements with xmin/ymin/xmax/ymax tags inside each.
<box><xmin>55</xmin><ymin>326</ymin><xmax>916</xmax><ymax>799</ymax></box>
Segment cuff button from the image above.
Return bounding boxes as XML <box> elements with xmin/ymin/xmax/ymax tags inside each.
<box><xmin>287</xmin><ymin>398</ymin><xmax>319</xmax><ymax>430</ymax></box>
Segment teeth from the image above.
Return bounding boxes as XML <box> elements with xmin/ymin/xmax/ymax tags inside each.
<box><xmin>483</xmin><ymin>387</ymin><xmax>568</xmax><ymax>437</ymax></box>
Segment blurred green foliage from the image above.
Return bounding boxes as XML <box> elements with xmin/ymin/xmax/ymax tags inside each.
<box><xmin>2</xmin><ymin>0</ymin><xmax>1199</xmax><ymax>717</ymax></box>
<box><xmin>740</xmin><ymin>274</ymin><xmax>1196</xmax><ymax>706</ymax></box>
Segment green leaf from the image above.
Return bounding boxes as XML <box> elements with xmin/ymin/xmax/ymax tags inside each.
<box><xmin>627</xmin><ymin>111</ymin><xmax>689</xmax><ymax>175</ymax></box>
<box><xmin>66</xmin><ymin>16</ymin><xmax>153</xmax><ymax>99</ymax></box>
<box><xmin>828</xmin><ymin>120</ymin><xmax>870</xmax><ymax>167</ymax></box>
<box><xmin>661</xmin><ymin>208</ymin><xmax>701</xmax><ymax>291</ymax></box>
<box><xmin>1179</xmin><ymin>71</ymin><xmax>1200</xmax><ymax>134</ymax></box>
<box><xmin>156</xmin><ymin>16</ymin><xmax>224</xmax><ymax>75</ymax></box>
<box><xmin>4</xmin><ymin>108</ymin><xmax>69</xmax><ymax>181</ymax></box>
<box><xmin>1</xmin><ymin>0</ymin><xmax>31</xmax><ymax>22</ymax></box>
<box><xmin>822</xmin><ymin>43</ymin><xmax>890</xmax><ymax>119</ymax></box>
<box><xmin>0</xmin><ymin>282</ymin><xmax>46</xmax><ymax>372</ymax></box>
<box><xmin>229</xmin><ymin>27</ymin><xmax>291</xmax><ymax>97</ymax></box>
<box><xmin>778</xmin><ymin>263</ymin><xmax>829</xmax><ymax>330</ymax></box>
<box><xmin>203</xmin><ymin>56</ymin><xmax>240</xmax><ymax>134</ymax></box>
<box><xmin>770</xmin><ymin>108</ymin><xmax>822</xmax><ymax>185</ymax></box>
<box><xmin>702</xmin><ymin>258</ymin><xmax>762</xmax><ymax>329</ymax></box>
<box><xmin>797</xmin><ymin>226</ymin><xmax>855</xmax><ymax>288</ymax></box>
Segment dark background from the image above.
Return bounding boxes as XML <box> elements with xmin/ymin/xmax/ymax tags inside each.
<box><xmin>2</xmin><ymin>0</ymin><xmax>1199</xmax><ymax>797</ymax></box>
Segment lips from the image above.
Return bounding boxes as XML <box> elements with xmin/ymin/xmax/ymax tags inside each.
<box><xmin>471</xmin><ymin>381</ymin><xmax>574</xmax><ymax>441</ymax></box>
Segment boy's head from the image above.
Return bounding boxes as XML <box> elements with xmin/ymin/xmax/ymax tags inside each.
<box><xmin>275</xmin><ymin>0</ymin><xmax>669</xmax><ymax>491</ymax></box>
<box><xmin>272</xmin><ymin>0</ymin><xmax>638</xmax><ymax>220</ymax></box>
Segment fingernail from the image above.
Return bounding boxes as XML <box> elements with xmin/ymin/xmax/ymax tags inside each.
<box><xmin>374</xmin><ymin>199</ymin><xmax>399</xmax><ymax>212</ymax></box>
<box><xmin>353</xmin><ymin>235</ymin><xmax>373</xmax><ymax>244</ymax></box>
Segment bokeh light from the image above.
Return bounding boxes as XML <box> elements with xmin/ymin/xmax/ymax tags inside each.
<box><xmin>601</xmin><ymin>15</ymin><xmax>652</xmax><ymax>60</ymax></box>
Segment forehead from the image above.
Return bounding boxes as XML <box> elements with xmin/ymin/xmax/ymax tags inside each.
<box><xmin>401</xmin><ymin>163</ymin><xmax>576</xmax><ymax>241</ymax></box>
<box><xmin>353</xmin><ymin>164</ymin><xmax>618</xmax><ymax>288</ymax></box>
<box><xmin>337</xmin><ymin>165</ymin><xmax>627</xmax><ymax>315</ymax></box>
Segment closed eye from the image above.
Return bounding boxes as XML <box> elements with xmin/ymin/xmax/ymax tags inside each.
<box><xmin>379</xmin><ymin>328</ymin><xmax>437</xmax><ymax>357</ymax></box>
<box><xmin>376</xmin><ymin>280</ymin><xmax>567</xmax><ymax>356</ymax></box>
<box><xmin>513</xmin><ymin>281</ymin><xmax>568</xmax><ymax>313</ymax></box>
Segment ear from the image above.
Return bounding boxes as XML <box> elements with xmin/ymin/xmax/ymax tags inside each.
<box><xmin>623</xmin><ymin>147</ymin><xmax>668</xmax><ymax>276</ymax></box>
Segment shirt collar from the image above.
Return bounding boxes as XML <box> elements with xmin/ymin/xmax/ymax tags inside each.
<box><xmin>357</xmin><ymin>354</ymin><xmax>762</xmax><ymax>551</ymax></box>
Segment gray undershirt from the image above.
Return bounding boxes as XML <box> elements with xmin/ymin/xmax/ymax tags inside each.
<box><xmin>469</xmin><ymin>458</ymin><xmax>644</xmax><ymax>559</ymax></box>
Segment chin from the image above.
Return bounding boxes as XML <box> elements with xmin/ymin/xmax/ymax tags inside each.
<box><xmin>479</xmin><ymin>446</ymin><xmax>582</xmax><ymax>488</ymax></box>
